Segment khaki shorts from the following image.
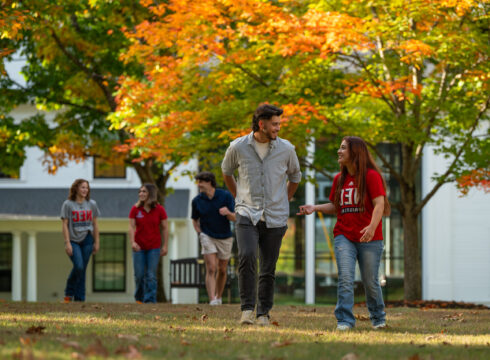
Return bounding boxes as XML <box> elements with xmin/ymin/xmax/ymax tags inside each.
<box><xmin>199</xmin><ymin>233</ymin><xmax>233</xmax><ymax>260</ymax></box>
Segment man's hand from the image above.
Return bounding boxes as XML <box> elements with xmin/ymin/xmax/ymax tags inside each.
<box><xmin>219</xmin><ymin>206</ymin><xmax>231</xmax><ymax>216</ymax></box>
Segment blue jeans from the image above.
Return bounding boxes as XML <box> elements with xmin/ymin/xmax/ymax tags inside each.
<box><xmin>133</xmin><ymin>248</ymin><xmax>161</xmax><ymax>303</ymax></box>
<box><xmin>334</xmin><ymin>235</ymin><xmax>386</xmax><ymax>327</ymax></box>
<box><xmin>65</xmin><ymin>232</ymin><xmax>94</xmax><ymax>301</ymax></box>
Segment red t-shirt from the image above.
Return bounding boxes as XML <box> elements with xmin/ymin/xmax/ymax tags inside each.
<box><xmin>329</xmin><ymin>169</ymin><xmax>386</xmax><ymax>242</ymax></box>
<box><xmin>129</xmin><ymin>204</ymin><xmax>168</xmax><ymax>250</ymax></box>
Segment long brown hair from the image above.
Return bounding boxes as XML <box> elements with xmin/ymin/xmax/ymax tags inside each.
<box><xmin>68</xmin><ymin>179</ymin><xmax>90</xmax><ymax>201</ymax></box>
<box><xmin>135</xmin><ymin>183</ymin><xmax>158</xmax><ymax>208</ymax></box>
<box><xmin>333</xmin><ymin>136</ymin><xmax>390</xmax><ymax>216</ymax></box>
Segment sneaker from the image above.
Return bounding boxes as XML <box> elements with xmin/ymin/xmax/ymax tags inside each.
<box><xmin>209</xmin><ymin>299</ymin><xmax>220</xmax><ymax>306</ymax></box>
<box><xmin>216</xmin><ymin>298</ymin><xmax>222</xmax><ymax>305</ymax></box>
<box><xmin>240</xmin><ymin>310</ymin><xmax>255</xmax><ymax>325</ymax></box>
<box><xmin>373</xmin><ymin>322</ymin><xmax>386</xmax><ymax>329</ymax></box>
<box><xmin>336</xmin><ymin>324</ymin><xmax>351</xmax><ymax>331</ymax></box>
<box><xmin>63</xmin><ymin>296</ymin><xmax>72</xmax><ymax>303</ymax></box>
<box><xmin>256</xmin><ymin>315</ymin><xmax>270</xmax><ymax>326</ymax></box>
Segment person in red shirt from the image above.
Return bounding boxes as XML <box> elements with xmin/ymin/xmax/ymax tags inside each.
<box><xmin>298</xmin><ymin>136</ymin><xmax>390</xmax><ymax>330</ymax></box>
<box><xmin>129</xmin><ymin>183</ymin><xmax>169</xmax><ymax>303</ymax></box>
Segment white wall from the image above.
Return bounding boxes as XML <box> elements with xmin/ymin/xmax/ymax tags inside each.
<box><xmin>422</xmin><ymin>146</ymin><xmax>490</xmax><ymax>305</ymax></box>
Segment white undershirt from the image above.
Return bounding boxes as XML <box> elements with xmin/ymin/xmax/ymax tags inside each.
<box><xmin>254</xmin><ymin>140</ymin><xmax>269</xmax><ymax>221</ymax></box>
<box><xmin>254</xmin><ymin>140</ymin><xmax>269</xmax><ymax>160</ymax></box>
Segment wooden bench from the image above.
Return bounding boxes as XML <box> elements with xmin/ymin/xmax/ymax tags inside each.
<box><xmin>169</xmin><ymin>257</ymin><xmax>235</xmax><ymax>303</ymax></box>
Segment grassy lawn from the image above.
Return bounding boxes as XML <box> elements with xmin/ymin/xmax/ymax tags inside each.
<box><xmin>1</xmin><ymin>301</ymin><xmax>489</xmax><ymax>359</ymax></box>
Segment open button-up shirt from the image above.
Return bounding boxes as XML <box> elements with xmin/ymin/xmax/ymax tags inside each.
<box><xmin>221</xmin><ymin>132</ymin><xmax>302</xmax><ymax>228</ymax></box>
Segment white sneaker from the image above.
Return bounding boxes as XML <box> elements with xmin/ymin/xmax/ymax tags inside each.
<box><xmin>336</xmin><ymin>324</ymin><xmax>351</xmax><ymax>331</ymax></box>
<box><xmin>240</xmin><ymin>310</ymin><xmax>255</xmax><ymax>325</ymax></box>
<box><xmin>215</xmin><ymin>298</ymin><xmax>222</xmax><ymax>305</ymax></box>
<box><xmin>373</xmin><ymin>322</ymin><xmax>386</xmax><ymax>329</ymax></box>
<box><xmin>256</xmin><ymin>315</ymin><xmax>270</xmax><ymax>326</ymax></box>
<box><xmin>209</xmin><ymin>299</ymin><xmax>220</xmax><ymax>306</ymax></box>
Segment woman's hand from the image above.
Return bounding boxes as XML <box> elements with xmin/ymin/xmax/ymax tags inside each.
<box><xmin>160</xmin><ymin>245</ymin><xmax>168</xmax><ymax>257</ymax></box>
<box><xmin>65</xmin><ymin>242</ymin><xmax>73</xmax><ymax>257</ymax></box>
<box><xmin>132</xmin><ymin>242</ymin><xmax>141</xmax><ymax>252</ymax></box>
<box><xmin>360</xmin><ymin>225</ymin><xmax>375</xmax><ymax>242</ymax></box>
<box><xmin>92</xmin><ymin>242</ymin><xmax>99</xmax><ymax>255</ymax></box>
<box><xmin>297</xmin><ymin>204</ymin><xmax>315</xmax><ymax>215</ymax></box>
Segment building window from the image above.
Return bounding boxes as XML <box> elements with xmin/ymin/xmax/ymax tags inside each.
<box><xmin>0</xmin><ymin>233</ymin><xmax>12</xmax><ymax>292</ymax></box>
<box><xmin>93</xmin><ymin>157</ymin><xmax>126</xmax><ymax>179</ymax></box>
<box><xmin>93</xmin><ymin>233</ymin><xmax>126</xmax><ymax>292</ymax></box>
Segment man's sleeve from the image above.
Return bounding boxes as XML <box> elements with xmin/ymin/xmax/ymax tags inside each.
<box><xmin>286</xmin><ymin>148</ymin><xmax>302</xmax><ymax>183</ymax></box>
<box><xmin>221</xmin><ymin>144</ymin><xmax>238</xmax><ymax>176</ymax></box>
<box><xmin>191</xmin><ymin>198</ymin><xmax>199</xmax><ymax>220</ymax></box>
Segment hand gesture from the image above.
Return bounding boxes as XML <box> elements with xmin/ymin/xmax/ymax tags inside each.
<box><xmin>360</xmin><ymin>225</ymin><xmax>375</xmax><ymax>242</ymax></box>
<box><xmin>219</xmin><ymin>206</ymin><xmax>231</xmax><ymax>216</ymax></box>
<box><xmin>297</xmin><ymin>204</ymin><xmax>315</xmax><ymax>216</ymax></box>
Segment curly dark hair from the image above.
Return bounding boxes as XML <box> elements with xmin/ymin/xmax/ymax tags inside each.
<box><xmin>252</xmin><ymin>104</ymin><xmax>283</xmax><ymax>132</ymax></box>
<box><xmin>68</xmin><ymin>179</ymin><xmax>90</xmax><ymax>201</ymax></box>
<box><xmin>195</xmin><ymin>171</ymin><xmax>216</xmax><ymax>188</ymax></box>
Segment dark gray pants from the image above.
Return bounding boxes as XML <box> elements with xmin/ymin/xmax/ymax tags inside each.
<box><xmin>236</xmin><ymin>214</ymin><xmax>287</xmax><ymax>317</ymax></box>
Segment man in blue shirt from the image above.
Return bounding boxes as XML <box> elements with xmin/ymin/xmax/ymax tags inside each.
<box><xmin>191</xmin><ymin>171</ymin><xmax>236</xmax><ymax>305</ymax></box>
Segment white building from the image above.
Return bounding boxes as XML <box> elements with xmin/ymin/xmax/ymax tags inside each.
<box><xmin>422</xmin><ymin>147</ymin><xmax>490</xmax><ymax>305</ymax></box>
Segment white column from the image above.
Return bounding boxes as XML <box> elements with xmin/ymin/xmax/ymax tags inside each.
<box><xmin>12</xmin><ymin>231</ymin><xmax>22</xmax><ymax>301</ymax></box>
<box><xmin>26</xmin><ymin>231</ymin><xmax>37</xmax><ymax>302</ymax></box>
<box><xmin>305</xmin><ymin>140</ymin><xmax>316</xmax><ymax>304</ymax></box>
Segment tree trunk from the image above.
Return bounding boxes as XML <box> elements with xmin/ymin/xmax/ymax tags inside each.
<box><xmin>402</xmin><ymin>210</ymin><xmax>422</xmax><ymax>300</ymax></box>
<box><xmin>399</xmin><ymin>143</ymin><xmax>422</xmax><ymax>300</ymax></box>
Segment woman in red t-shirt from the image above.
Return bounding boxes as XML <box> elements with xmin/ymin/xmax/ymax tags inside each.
<box><xmin>298</xmin><ymin>136</ymin><xmax>390</xmax><ymax>330</ymax></box>
<box><xmin>129</xmin><ymin>183</ymin><xmax>169</xmax><ymax>303</ymax></box>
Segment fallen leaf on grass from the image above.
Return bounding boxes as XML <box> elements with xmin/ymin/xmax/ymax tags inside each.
<box><xmin>154</xmin><ymin>315</ymin><xmax>161</xmax><ymax>320</ymax></box>
<box><xmin>195</xmin><ymin>307</ymin><xmax>202</xmax><ymax>311</ymax></box>
<box><xmin>12</xmin><ymin>349</ymin><xmax>34</xmax><ymax>360</ymax></box>
<box><xmin>442</xmin><ymin>341</ymin><xmax>452</xmax><ymax>346</ymax></box>
<box><xmin>91</xmin><ymin>305</ymin><xmax>103</xmax><ymax>310</ymax></box>
<box><xmin>425</xmin><ymin>335</ymin><xmax>437</xmax><ymax>341</ymax></box>
<box><xmin>19</xmin><ymin>336</ymin><xmax>37</xmax><ymax>346</ymax></box>
<box><xmin>117</xmin><ymin>334</ymin><xmax>139</xmax><ymax>342</ymax></box>
<box><xmin>271</xmin><ymin>340</ymin><xmax>293</xmax><ymax>348</ymax></box>
<box><xmin>224</xmin><ymin>327</ymin><xmax>234</xmax><ymax>333</ymax></box>
<box><xmin>62</xmin><ymin>341</ymin><xmax>83</xmax><ymax>351</ymax></box>
<box><xmin>71</xmin><ymin>352</ymin><xmax>86</xmax><ymax>359</ymax></box>
<box><xmin>314</xmin><ymin>332</ymin><xmax>324</xmax><ymax>336</ymax></box>
<box><xmin>408</xmin><ymin>354</ymin><xmax>421</xmax><ymax>360</ymax></box>
<box><xmin>271</xmin><ymin>321</ymin><xmax>280</xmax><ymax>327</ymax></box>
<box><xmin>354</xmin><ymin>314</ymin><xmax>370</xmax><ymax>321</ymax></box>
<box><xmin>201</xmin><ymin>314</ymin><xmax>208</xmax><ymax>322</ymax></box>
<box><xmin>180</xmin><ymin>338</ymin><xmax>191</xmax><ymax>346</ymax></box>
<box><xmin>85</xmin><ymin>339</ymin><xmax>109</xmax><ymax>357</ymax></box>
<box><xmin>26</xmin><ymin>325</ymin><xmax>45</xmax><ymax>334</ymax></box>
<box><xmin>115</xmin><ymin>345</ymin><xmax>142</xmax><ymax>359</ymax></box>
<box><xmin>169</xmin><ymin>326</ymin><xmax>186</xmax><ymax>333</ymax></box>
<box><xmin>341</xmin><ymin>352</ymin><xmax>359</xmax><ymax>360</ymax></box>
